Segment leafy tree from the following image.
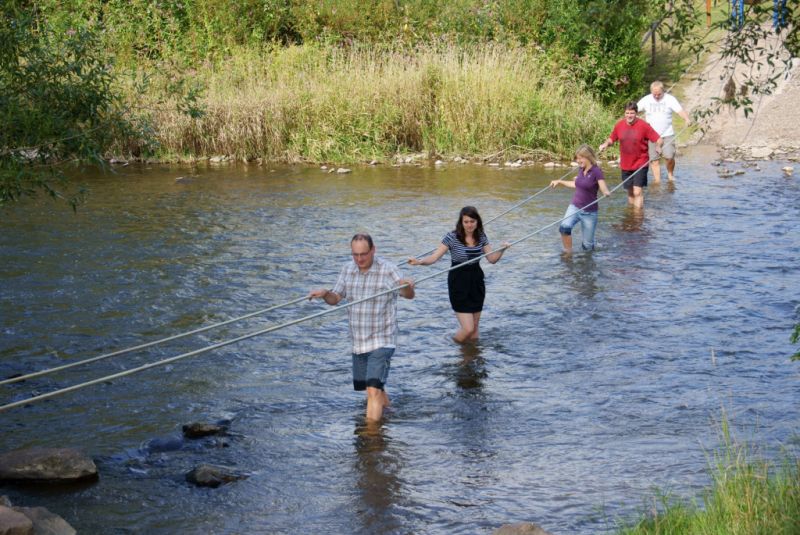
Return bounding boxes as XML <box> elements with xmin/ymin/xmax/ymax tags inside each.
<box><xmin>657</xmin><ymin>0</ymin><xmax>798</xmax><ymax>122</ymax></box>
<box><xmin>0</xmin><ymin>3</ymin><xmax>133</xmax><ymax>209</ymax></box>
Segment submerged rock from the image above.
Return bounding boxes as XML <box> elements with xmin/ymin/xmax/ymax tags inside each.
<box><xmin>141</xmin><ymin>437</ymin><xmax>184</xmax><ymax>454</ymax></box>
<box><xmin>0</xmin><ymin>448</ymin><xmax>97</xmax><ymax>482</ymax></box>
<box><xmin>185</xmin><ymin>464</ymin><xmax>248</xmax><ymax>488</ymax></box>
<box><xmin>492</xmin><ymin>522</ymin><xmax>554</xmax><ymax>535</ymax></box>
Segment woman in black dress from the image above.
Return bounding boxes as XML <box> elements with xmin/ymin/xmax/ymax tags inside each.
<box><xmin>408</xmin><ymin>206</ymin><xmax>508</xmax><ymax>343</ymax></box>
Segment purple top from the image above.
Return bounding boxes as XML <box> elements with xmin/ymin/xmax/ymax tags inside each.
<box><xmin>571</xmin><ymin>164</ymin><xmax>605</xmax><ymax>212</ymax></box>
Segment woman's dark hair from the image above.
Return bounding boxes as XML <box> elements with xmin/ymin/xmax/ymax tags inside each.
<box><xmin>454</xmin><ymin>206</ymin><xmax>484</xmax><ymax>244</ymax></box>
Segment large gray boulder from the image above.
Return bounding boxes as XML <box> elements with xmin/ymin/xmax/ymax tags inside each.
<box><xmin>13</xmin><ymin>507</ymin><xmax>75</xmax><ymax>535</ymax></box>
<box><xmin>493</xmin><ymin>522</ymin><xmax>554</xmax><ymax>535</ymax></box>
<box><xmin>0</xmin><ymin>506</ymin><xmax>33</xmax><ymax>535</ymax></box>
<box><xmin>0</xmin><ymin>448</ymin><xmax>97</xmax><ymax>482</ymax></box>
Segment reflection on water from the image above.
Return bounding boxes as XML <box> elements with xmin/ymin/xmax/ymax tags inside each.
<box><xmin>453</xmin><ymin>342</ymin><xmax>488</xmax><ymax>392</ymax></box>
<box><xmin>559</xmin><ymin>252</ymin><xmax>600</xmax><ymax>300</ymax></box>
<box><xmin>1</xmin><ymin>153</ymin><xmax>799</xmax><ymax>534</ymax></box>
<box><xmin>353</xmin><ymin>421</ymin><xmax>403</xmax><ymax>534</ymax></box>
<box><xmin>615</xmin><ymin>206</ymin><xmax>645</xmax><ymax>233</ymax></box>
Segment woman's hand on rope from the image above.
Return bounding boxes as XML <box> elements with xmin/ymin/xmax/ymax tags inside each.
<box><xmin>408</xmin><ymin>257</ymin><xmax>422</xmax><ymax>266</ymax></box>
<box><xmin>549</xmin><ymin>180</ymin><xmax>561</xmax><ymax>188</ymax></box>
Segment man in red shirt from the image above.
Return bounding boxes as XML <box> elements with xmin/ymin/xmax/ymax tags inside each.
<box><xmin>598</xmin><ymin>102</ymin><xmax>663</xmax><ymax>208</ymax></box>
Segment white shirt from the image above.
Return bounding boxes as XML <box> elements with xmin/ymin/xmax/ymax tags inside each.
<box><xmin>637</xmin><ymin>93</ymin><xmax>683</xmax><ymax>137</ymax></box>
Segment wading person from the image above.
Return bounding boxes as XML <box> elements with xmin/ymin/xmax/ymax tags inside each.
<box><xmin>637</xmin><ymin>80</ymin><xmax>691</xmax><ymax>183</ymax></box>
<box><xmin>599</xmin><ymin>102</ymin><xmax>663</xmax><ymax>209</ymax></box>
<box><xmin>308</xmin><ymin>233</ymin><xmax>415</xmax><ymax>423</ymax></box>
<box><xmin>408</xmin><ymin>206</ymin><xmax>508</xmax><ymax>344</ymax></box>
<box><xmin>550</xmin><ymin>144</ymin><xmax>611</xmax><ymax>253</ymax></box>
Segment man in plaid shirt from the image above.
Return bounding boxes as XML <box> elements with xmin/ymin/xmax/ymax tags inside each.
<box><xmin>309</xmin><ymin>233</ymin><xmax>415</xmax><ymax>422</ymax></box>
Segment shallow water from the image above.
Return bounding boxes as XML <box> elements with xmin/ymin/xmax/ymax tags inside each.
<box><xmin>1</xmin><ymin>149</ymin><xmax>799</xmax><ymax>534</ymax></box>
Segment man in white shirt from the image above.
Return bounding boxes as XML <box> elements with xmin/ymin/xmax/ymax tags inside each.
<box><xmin>637</xmin><ymin>80</ymin><xmax>691</xmax><ymax>183</ymax></box>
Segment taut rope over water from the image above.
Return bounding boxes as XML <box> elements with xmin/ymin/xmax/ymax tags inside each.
<box><xmin>1</xmin><ymin>124</ymin><xmax>690</xmax><ymax>412</ymax></box>
<box><xmin>0</xmin><ymin>168</ymin><xmax>576</xmax><ymax>388</ymax></box>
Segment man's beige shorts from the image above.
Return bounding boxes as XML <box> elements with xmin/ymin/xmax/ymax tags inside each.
<box><xmin>649</xmin><ymin>135</ymin><xmax>676</xmax><ymax>160</ymax></box>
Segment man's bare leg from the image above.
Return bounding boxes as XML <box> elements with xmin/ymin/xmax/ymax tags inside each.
<box><xmin>365</xmin><ymin>386</ymin><xmax>386</xmax><ymax>422</ymax></box>
<box><xmin>632</xmin><ymin>186</ymin><xmax>645</xmax><ymax>209</ymax></box>
<box><xmin>650</xmin><ymin>160</ymin><xmax>662</xmax><ymax>183</ymax></box>
<box><xmin>666</xmin><ymin>158</ymin><xmax>676</xmax><ymax>181</ymax></box>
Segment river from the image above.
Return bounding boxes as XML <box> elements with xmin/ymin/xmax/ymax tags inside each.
<box><xmin>1</xmin><ymin>148</ymin><xmax>799</xmax><ymax>534</ymax></box>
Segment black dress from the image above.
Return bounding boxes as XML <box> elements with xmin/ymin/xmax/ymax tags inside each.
<box><xmin>442</xmin><ymin>231</ymin><xmax>488</xmax><ymax>313</ymax></box>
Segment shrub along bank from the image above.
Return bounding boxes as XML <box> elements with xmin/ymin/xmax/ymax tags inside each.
<box><xmin>119</xmin><ymin>43</ymin><xmax>614</xmax><ymax>163</ymax></box>
<box><xmin>30</xmin><ymin>0</ymin><xmax>655</xmax><ymax>163</ymax></box>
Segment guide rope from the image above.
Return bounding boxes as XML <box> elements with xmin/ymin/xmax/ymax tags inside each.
<box><xmin>0</xmin><ymin>169</ymin><xmax>575</xmax><ymax>387</ymax></box>
<box><xmin>0</xmin><ymin>126</ymin><xmax>691</xmax><ymax>413</ymax></box>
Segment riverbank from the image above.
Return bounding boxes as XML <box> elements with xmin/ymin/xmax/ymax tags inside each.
<box><xmin>617</xmin><ymin>423</ymin><xmax>800</xmax><ymax>534</ymax></box>
<box><xmin>681</xmin><ymin>26</ymin><xmax>800</xmax><ymax>161</ymax></box>
<box><xmin>115</xmin><ymin>43</ymin><xmax>615</xmax><ymax>165</ymax></box>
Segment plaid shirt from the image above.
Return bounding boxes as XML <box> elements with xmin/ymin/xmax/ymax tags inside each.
<box><xmin>332</xmin><ymin>256</ymin><xmax>403</xmax><ymax>354</ymax></box>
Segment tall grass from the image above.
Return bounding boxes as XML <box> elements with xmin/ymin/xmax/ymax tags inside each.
<box><xmin>118</xmin><ymin>43</ymin><xmax>614</xmax><ymax>163</ymax></box>
<box><xmin>618</xmin><ymin>420</ymin><xmax>800</xmax><ymax>535</ymax></box>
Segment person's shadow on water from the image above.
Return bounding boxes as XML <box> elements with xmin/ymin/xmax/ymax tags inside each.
<box><xmin>560</xmin><ymin>252</ymin><xmax>600</xmax><ymax>300</ymax></box>
<box><xmin>352</xmin><ymin>419</ymin><xmax>403</xmax><ymax>533</ymax></box>
<box><xmin>615</xmin><ymin>206</ymin><xmax>645</xmax><ymax>233</ymax></box>
<box><xmin>449</xmin><ymin>342</ymin><xmax>487</xmax><ymax>392</ymax></box>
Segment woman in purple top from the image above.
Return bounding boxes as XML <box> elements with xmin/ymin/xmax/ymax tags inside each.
<box><xmin>550</xmin><ymin>144</ymin><xmax>611</xmax><ymax>252</ymax></box>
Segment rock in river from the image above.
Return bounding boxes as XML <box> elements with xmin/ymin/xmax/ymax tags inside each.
<box><xmin>186</xmin><ymin>464</ymin><xmax>248</xmax><ymax>488</ymax></box>
<box><xmin>0</xmin><ymin>448</ymin><xmax>97</xmax><ymax>483</ymax></box>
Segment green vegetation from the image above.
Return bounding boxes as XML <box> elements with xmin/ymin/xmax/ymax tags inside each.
<box><xmin>0</xmin><ymin>3</ymin><xmax>139</xmax><ymax>207</ymax></box>
<box><xmin>26</xmin><ymin>0</ymin><xmax>659</xmax><ymax>166</ymax></box>
<box><xmin>119</xmin><ymin>43</ymin><xmax>613</xmax><ymax>164</ymax></box>
<box><xmin>9</xmin><ymin>0</ymin><xmax>797</xmax><ymax>203</ymax></box>
<box><xmin>41</xmin><ymin>0</ymin><xmax>655</xmax><ymax>106</ymax></box>
<box><xmin>618</xmin><ymin>422</ymin><xmax>800</xmax><ymax>535</ymax></box>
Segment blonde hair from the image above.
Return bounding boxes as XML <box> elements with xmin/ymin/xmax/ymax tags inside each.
<box><xmin>650</xmin><ymin>80</ymin><xmax>664</xmax><ymax>92</ymax></box>
<box><xmin>575</xmin><ymin>144</ymin><xmax>597</xmax><ymax>167</ymax></box>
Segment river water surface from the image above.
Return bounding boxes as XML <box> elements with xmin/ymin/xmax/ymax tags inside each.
<box><xmin>1</xmin><ymin>148</ymin><xmax>799</xmax><ymax>534</ymax></box>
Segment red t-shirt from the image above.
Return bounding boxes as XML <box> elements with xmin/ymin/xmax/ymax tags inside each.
<box><xmin>609</xmin><ymin>118</ymin><xmax>661</xmax><ymax>171</ymax></box>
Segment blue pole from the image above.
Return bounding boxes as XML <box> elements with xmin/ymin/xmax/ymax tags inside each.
<box><xmin>731</xmin><ymin>0</ymin><xmax>744</xmax><ymax>29</ymax></box>
<box><xmin>774</xmin><ymin>0</ymin><xmax>788</xmax><ymax>30</ymax></box>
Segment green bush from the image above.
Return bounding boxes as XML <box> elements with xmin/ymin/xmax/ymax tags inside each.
<box><xmin>0</xmin><ymin>3</ymin><xmax>136</xmax><ymax>207</ymax></box>
<box><xmin>33</xmin><ymin>0</ymin><xmax>655</xmax><ymax>105</ymax></box>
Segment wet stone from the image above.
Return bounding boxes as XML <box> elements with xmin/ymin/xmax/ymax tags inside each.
<box><xmin>182</xmin><ymin>423</ymin><xmax>227</xmax><ymax>439</ymax></box>
<box><xmin>185</xmin><ymin>464</ymin><xmax>248</xmax><ymax>488</ymax></box>
<box><xmin>13</xmin><ymin>507</ymin><xmax>75</xmax><ymax>535</ymax></box>
<box><xmin>0</xmin><ymin>448</ymin><xmax>97</xmax><ymax>483</ymax></box>
<box><xmin>0</xmin><ymin>506</ymin><xmax>33</xmax><ymax>535</ymax></box>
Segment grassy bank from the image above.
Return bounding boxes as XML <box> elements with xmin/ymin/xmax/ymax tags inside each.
<box><xmin>618</xmin><ymin>425</ymin><xmax>800</xmax><ymax>534</ymax></box>
<box><xmin>118</xmin><ymin>43</ymin><xmax>615</xmax><ymax>164</ymax></box>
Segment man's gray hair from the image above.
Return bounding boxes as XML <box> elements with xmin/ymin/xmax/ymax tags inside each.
<box><xmin>351</xmin><ymin>233</ymin><xmax>374</xmax><ymax>249</ymax></box>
